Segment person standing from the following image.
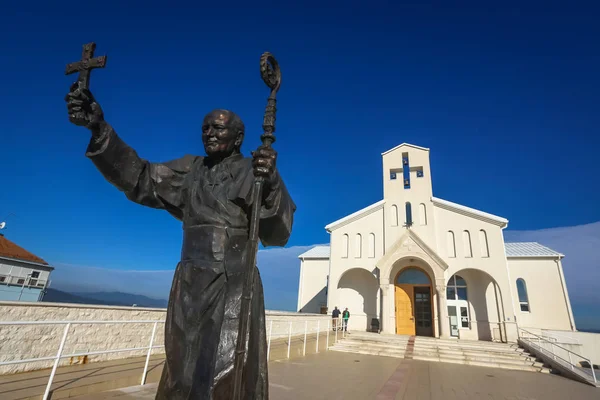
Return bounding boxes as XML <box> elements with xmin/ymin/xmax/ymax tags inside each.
<box><xmin>331</xmin><ymin>306</ymin><xmax>341</xmax><ymax>331</ymax></box>
<box><xmin>342</xmin><ymin>308</ymin><xmax>350</xmax><ymax>332</ymax></box>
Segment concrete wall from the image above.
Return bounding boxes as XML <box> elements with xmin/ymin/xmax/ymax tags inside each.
<box><xmin>297</xmin><ymin>258</ymin><xmax>328</xmax><ymax>313</ymax></box>
<box><xmin>0</xmin><ymin>302</ymin><xmax>330</xmax><ymax>375</ymax></box>
<box><xmin>508</xmin><ymin>258</ymin><xmax>574</xmax><ymax>331</ymax></box>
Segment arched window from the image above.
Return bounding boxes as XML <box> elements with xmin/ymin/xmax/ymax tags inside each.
<box><xmin>463</xmin><ymin>230</ymin><xmax>472</xmax><ymax>258</ymax></box>
<box><xmin>446</xmin><ymin>275</ymin><xmax>468</xmax><ymax>301</ymax></box>
<box><xmin>447</xmin><ymin>231</ymin><xmax>456</xmax><ymax>258</ymax></box>
<box><xmin>368</xmin><ymin>233</ymin><xmax>375</xmax><ymax>258</ymax></box>
<box><xmin>355</xmin><ymin>234</ymin><xmax>362</xmax><ymax>258</ymax></box>
<box><xmin>479</xmin><ymin>229</ymin><xmax>489</xmax><ymax>258</ymax></box>
<box><xmin>419</xmin><ymin>203</ymin><xmax>427</xmax><ymax>226</ymax></box>
<box><xmin>397</xmin><ymin>268</ymin><xmax>430</xmax><ymax>285</ymax></box>
<box><xmin>517</xmin><ymin>278</ymin><xmax>530</xmax><ymax>312</ymax></box>
<box><xmin>342</xmin><ymin>234</ymin><xmax>349</xmax><ymax>258</ymax></box>
<box><xmin>391</xmin><ymin>205</ymin><xmax>399</xmax><ymax>227</ymax></box>
<box><xmin>405</xmin><ymin>202</ymin><xmax>413</xmax><ymax>226</ymax></box>
<box><xmin>447</xmin><ymin>274</ymin><xmax>469</xmax><ymax>333</ymax></box>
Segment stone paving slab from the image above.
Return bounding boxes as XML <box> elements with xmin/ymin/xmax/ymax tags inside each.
<box><xmin>71</xmin><ymin>351</ymin><xmax>599</xmax><ymax>399</ymax></box>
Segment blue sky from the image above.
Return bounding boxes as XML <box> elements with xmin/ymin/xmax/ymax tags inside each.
<box><xmin>1</xmin><ymin>2</ymin><xmax>600</xmax><ymax>323</ymax></box>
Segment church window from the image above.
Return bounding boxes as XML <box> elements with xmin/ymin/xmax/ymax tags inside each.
<box><xmin>355</xmin><ymin>234</ymin><xmax>362</xmax><ymax>258</ymax></box>
<box><xmin>419</xmin><ymin>203</ymin><xmax>427</xmax><ymax>226</ymax></box>
<box><xmin>342</xmin><ymin>234</ymin><xmax>349</xmax><ymax>258</ymax></box>
<box><xmin>368</xmin><ymin>233</ymin><xmax>375</xmax><ymax>258</ymax></box>
<box><xmin>397</xmin><ymin>268</ymin><xmax>430</xmax><ymax>285</ymax></box>
<box><xmin>391</xmin><ymin>205</ymin><xmax>399</xmax><ymax>226</ymax></box>
<box><xmin>463</xmin><ymin>230</ymin><xmax>472</xmax><ymax>258</ymax></box>
<box><xmin>416</xmin><ymin>169</ymin><xmax>424</xmax><ymax>178</ymax></box>
<box><xmin>447</xmin><ymin>231</ymin><xmax>456</xmax><ymax>258</ymax></box>
<box><xmin>479</xmin><ymin>230</ymin><xmax>489</xmax><ymax>257</ymax></box>
<box><xmin>405</xmin><ymin>202</ymin><xmax>413</xmax><ymax>227</ymax></box>
<box><xmin>517</xmin><ymin>279</ymin><xmax>530</xmax><ymax>312</ymax></box>
<box><xmin>390</xmin><ymin>171</ymin><xmax>397</xmax><ymax>180</ymax></box>
<box><xmin>447</xmin><ymin>274</ymin><xmax>470</xmax><ymax>332</ymax></box>
<box><xmin>447</xmin><ymin>275</ymin><xmax>468</xmax><ymax>301</ymax></box>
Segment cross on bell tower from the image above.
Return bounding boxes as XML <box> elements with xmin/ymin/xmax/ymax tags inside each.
<box><xmin>390</xmin><ymin>152</ymin><xmax>424</xmax><ymax>189</ymax></box>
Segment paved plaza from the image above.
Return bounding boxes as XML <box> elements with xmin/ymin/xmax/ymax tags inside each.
<box><xmin>74</xmin><ymin>351</ymin><xmax>598</xmax><ymax>400</ymax></box>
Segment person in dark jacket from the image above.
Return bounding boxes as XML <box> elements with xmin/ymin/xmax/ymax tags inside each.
<box><xmin>331</xmin><ymin>306</ymin><xmax>341</xmax><ymax>331</ymax></box>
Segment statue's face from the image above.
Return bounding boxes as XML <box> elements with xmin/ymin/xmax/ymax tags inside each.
<box><xmin>202</xmin><ymin>110</ymin><xmax>243</xmax><ymax>158</ymax></box>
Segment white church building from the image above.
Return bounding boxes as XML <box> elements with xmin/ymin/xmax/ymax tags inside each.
<box><xmin>297</xmin><ymin>143</ymin><xmax>576</xmax><ymax>343</ymax></box>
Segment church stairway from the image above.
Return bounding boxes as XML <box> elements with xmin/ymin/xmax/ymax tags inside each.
<box><xmin>330</xmin><ymin>332</ymin><xmax>552</xmax><ymax>374</ymax></box>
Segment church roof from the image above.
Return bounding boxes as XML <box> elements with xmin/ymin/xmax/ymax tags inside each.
<box><xmin>298</xmin><ymin>246</ymin><xmax>331</xmax><ymax>259</ymax></box>
<box><xmin>432</xmin><ymin>197</ymin><xmax>508</xmax><ymax>227</ymax></box>
<box><xmin>381</xmin><ymin>143</ymin><xmax>430</xmax><ymax>155</ymax></box>
<box><xmin>325</xmin><ymin>200</ymin><xmax>385</xmax><ymax>232</ymax></box>
<box><xmin>504</xmin><ymin>242</ymin><xmax>563</xmax><ymax>258</ymax></box>
<box><xmin>0</xmin><ymin>234</ymin><xmax>50</xmax><ymax>266</ymax></box>
<box><xmin>297</xmin><ymin>242</ymin><xmax>563</xmax><ymax>260</ymax></box>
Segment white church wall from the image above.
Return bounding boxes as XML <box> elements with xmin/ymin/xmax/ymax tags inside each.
<box><xmin>297</xmin><ymin>258</ymin><xmax>329</xmax><ymax>313</ymax></box>
<box><xmin>508</xmin><ymin>258</ymin><xmax>574</xmax><ymax>331</ymax></box>
<box><xmin>433</xmin><ymin>207</ymin><xmax>517</xmax><ymax>341</ymax></box>
<box><xmin>327</xmin><ymin>206</ymin><xmax>384</xmax><ymax>314</ymax></box>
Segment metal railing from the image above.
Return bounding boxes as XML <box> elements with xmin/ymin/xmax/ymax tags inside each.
<box><xmin>0</xmin><ymin>317</ymin><xmax>338</xmax><ymax>400</ymax></box>
<box><xmin>518</xmin><ymin>327</ymin><xmax>597</xmax><ymax>385</ymax></box>
<box><xmin>0</xmin><ymin>320</ymin><xmax>165</xmax><ymax>400</ymax></box>
<box><xmin>540</xmin><ymin>330</ymin><xmax>582</xmax><ymax>345</ymax></box>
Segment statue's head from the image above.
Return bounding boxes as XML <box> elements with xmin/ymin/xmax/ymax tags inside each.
<box><xmin>202</xmin><ymin>109</ymin><xmax>245</xmax><ymax>160</ymax></box>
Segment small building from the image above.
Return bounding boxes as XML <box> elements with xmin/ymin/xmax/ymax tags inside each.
<box><xmin>0</xmin><ymin>233</ymin><xmax>54</xmax><ymax>302</ymax></box>
<box><xmin>297</xmin><ymin>143</ymin><xmax>575</xmax><ymax>343</ymax></box>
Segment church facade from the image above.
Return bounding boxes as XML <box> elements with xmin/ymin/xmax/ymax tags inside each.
<box><xmin>297</xmin><ymin>143</ymin><xmax>576</xmax><ymax>343</ymax></box>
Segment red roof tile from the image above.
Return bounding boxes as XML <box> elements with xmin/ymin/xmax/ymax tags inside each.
<box><xmin>0</xmin><ymin>235</ymin><xmax>48</xmax><ymax>265</ymax></box>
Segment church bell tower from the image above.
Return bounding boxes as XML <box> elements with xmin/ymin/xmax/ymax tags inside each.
<box><xmin>381</xmin><ymin>143</ymin><xmax>436</xmax><ymax>251</ymax></box>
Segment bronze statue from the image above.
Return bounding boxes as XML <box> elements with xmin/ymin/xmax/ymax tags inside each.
<box><xmin>65</xmin><ymin>44</ymin><xmax>295</xmax><ymax>399</ymax></box>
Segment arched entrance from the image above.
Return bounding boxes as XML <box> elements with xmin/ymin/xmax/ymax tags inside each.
<box><xmin>394</xmin><ymin>267</ymin><xmax>434</xmax><ymax>336</ymax></box>
<box><xmin>337</xmin><ymin>268</ymin><xmax>379</xmax><ymax>332</ymax></box>
<box><xmin>446</xmin><ymin>269</ymin><xmax>506</xmax><ymax>342</ymax></box>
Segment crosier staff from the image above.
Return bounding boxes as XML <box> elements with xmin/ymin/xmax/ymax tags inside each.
<box><xmin>232</xmin><ymin>52</ymin><xmax>281</xmax><ymax>400</ymax></box>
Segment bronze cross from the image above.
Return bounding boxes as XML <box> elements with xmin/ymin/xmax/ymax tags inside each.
<box><xmin>65</xmin><ymin>42</ymin><xmax>107</xmax><ymax>90</ymax></box>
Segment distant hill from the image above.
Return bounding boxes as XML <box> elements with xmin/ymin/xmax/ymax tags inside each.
<box><xmin>43</xmin><ymin>288</ymin><xmax>167</xmax><ymax>308</ymax></box>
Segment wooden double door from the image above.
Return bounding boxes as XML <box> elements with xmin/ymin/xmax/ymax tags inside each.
<box><xmin>395</xmin><ymin>284</ymin><xmax>434</xmax><ymax>336</ymax></box>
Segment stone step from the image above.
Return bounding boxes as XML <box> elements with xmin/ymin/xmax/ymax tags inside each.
<box><xmin>411</xmin><ymin>350</ymin><xmax>542</xmax><ymax>366</ymax></box>
<box><xmin>412</xmin><ymin>343</ymin><xmax>526</xmax><ymax>355</ymax></box>
<box><xmin>415</xmin><ymin>338</ymin><xmax>519</xmax><ymax>349</ymax></box>
<box><xmin>335</xmin><ymin>341</ymin><xmax>407</xmax><ymax>352</ymax></box>
<box><xmin>415</xmin><ymin>336</ymin><xmax>517</xmax><ymax>347</ymax></box>
<box><xmin>329</xmin><ymin>346</ymin><xmax>406</xmax><ymax>359</ymax></box>
<box><xmin>414</xmin><ymin>348</ymin><xmax>534</xmax><ymax>362</ymax></box>
<box><xmin>343</xmin><ymin>334</ymin><xmax>410</xmax><ymax>344</ymax></box>
<box><xmin>411</xmin><ymin>354</ymin><xmax>548</xmax><ymax>373</ymax></box>
<box><xmin>343</xmin><ymin>337</ymin><xmax>524</xmax><ymax>355</ymax></box>
<box><xmin>336</xmin><ymin>342</ymin><xmax>530</xmax><ymax>363</ymax></box>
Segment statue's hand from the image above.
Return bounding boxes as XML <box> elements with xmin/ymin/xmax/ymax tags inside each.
<box><xmin>65</xmin><ymin>82</ymin><xmax>104</xmax><ymax>132</ymax></box>
<box><xmin>252</xmin><ymin>145</ymin><xmax>277</xmax><ymax>187</ymax></box>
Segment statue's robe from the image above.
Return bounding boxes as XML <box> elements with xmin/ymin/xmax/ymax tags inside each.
<box><xmin>85</xmin><ymin>125</ymin><xmax>295</xmax><ymax>400</ymax></box>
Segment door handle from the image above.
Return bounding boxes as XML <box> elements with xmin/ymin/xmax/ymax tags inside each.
<box><xmin>410</xmin><ymin>317</ymin><xmax>414</xmax><ymax>321</ymax></box>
